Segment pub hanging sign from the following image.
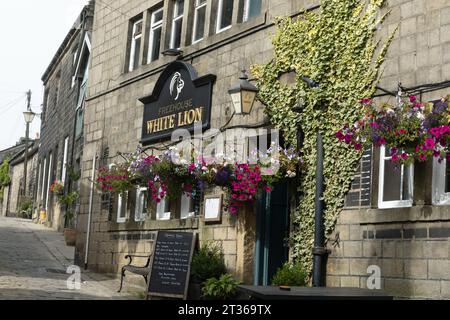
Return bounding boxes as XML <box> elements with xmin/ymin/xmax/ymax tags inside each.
<box><xmin>139</xmin><ymin>61</ymin><xmax>216</xmax><ymax>145</ymax></box>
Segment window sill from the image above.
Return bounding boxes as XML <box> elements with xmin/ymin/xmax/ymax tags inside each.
<box><xmin>353</xmin><ymin>205</ymin><xmax>450</xmax><ymax>225</ymax></box>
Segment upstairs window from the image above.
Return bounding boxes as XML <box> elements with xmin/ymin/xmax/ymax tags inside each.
<box><xmin>243</xmin><ymin>0</ymin><xmax>261</xmax><ymax>22</ymax></box>
<box><xmin>128</xmin><ymin>18</ymin><xmax>143</xmax><ymax>72</ymax></box>
<box><xmin>170</xmin><ymin>0</ymin><xmax>184</xmax><ymax>49</ymax></box>
<box><xmin>148</xmin><ymin>7</ymin><xmax>164</xmax><ymax>63</ymax></box>
<box><xmin>192</xmin><ymin>0</ymin><xmax>207</xmax><ymax>43</ymax></box>
<box><xmin>216</xmin><ymin>0</ymin><xmax>233</xmax><ymax>33</ymax></box>
<box><xmin>378</xmin><ymin>146</ymin><xmax>413</xmax><ymax>208</ymax></box>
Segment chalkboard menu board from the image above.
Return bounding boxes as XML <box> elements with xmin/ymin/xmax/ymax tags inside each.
<box><xmin>147</xmin><ymin>231</ymin><xmax>196</xmax><ymax>299</ymax></box>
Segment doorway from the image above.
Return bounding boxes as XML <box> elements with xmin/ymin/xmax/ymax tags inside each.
<box><xmin>254</xmin><ymin>182</ymin><xmax>290</xmax><ymax>285</ymax></box>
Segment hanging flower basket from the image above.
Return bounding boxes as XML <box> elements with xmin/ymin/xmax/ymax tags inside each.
<box><xmin>336</xmin><ymin>95</ymin><xmax>450</xmax><ymax>165</ymax></box>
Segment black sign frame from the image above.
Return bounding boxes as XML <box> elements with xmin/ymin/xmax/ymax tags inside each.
<box><xmin>139</xmin><ymin>61</ymin><xmax>216</xmax><ymax>145</ymax></box>
<box><xmin>146</xmin><ymin>231</ymin><xmax>196</xmax><ymax>300</ymax></box>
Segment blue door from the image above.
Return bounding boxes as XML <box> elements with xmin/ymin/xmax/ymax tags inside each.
<box><xmin>254</xmin><ymin>182</ymin><xmax>290</xmax><ymax>285</ymax></box>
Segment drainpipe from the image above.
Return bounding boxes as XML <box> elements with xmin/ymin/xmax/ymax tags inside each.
<box><xmin>84</xmin><ymin>147</ymin><xmax>97</xmax><ymax>270</ymax></box>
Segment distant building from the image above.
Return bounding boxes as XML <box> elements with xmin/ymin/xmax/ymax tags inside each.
<box><xmin>1</xmin><ymin>139</ymin><xmax>39</xmax><ymax>218</ymax></box>
<box><xmin>35</xmin><ymin>1</ymin><xmax>94</xmax><ymax>231</ymax></box>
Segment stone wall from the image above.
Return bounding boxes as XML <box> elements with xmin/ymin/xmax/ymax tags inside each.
<box><xmin>37</xmin><ymin>4</ymin><xmax>94</xmax><ymax>231</ymax></box>
<box><xmin>326</xmin><ymin>0</ymin><xmax>450</xmax><ymax>299</ymax></box>
<box><xmin>76</xmin><ymin>0</ymin><xmax>319</xmax><ymax>285</ymax></box>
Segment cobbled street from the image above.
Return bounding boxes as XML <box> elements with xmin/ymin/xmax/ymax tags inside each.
<box><xmin>0</xmin><ymin>216</ymin><xmax>137</xmax><ymax>300</ymax></box>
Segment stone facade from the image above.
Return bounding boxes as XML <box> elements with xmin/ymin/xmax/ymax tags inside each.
<box><xmin>36</xmin><ymin>2</ymin><xmax>94</xmax><ymax>231</ymax></box>
<box><xmin>326</xmin><ymin>0</ymin><xmax>450</xmax><ymax>299</ymax></box>
<box><xmin>3</xmin><ymin>142</ymin><xmax>39</xmax><ymax>217</ymax></box>
<box><xmin>75</xmin><ymin>0</ymin><xmax>314</xmax><ymax>285</ymax></box>
<box><xmin>74</xmin><ymin>0</ymin><xmax>450</xmax><ymax>299</ymax></box>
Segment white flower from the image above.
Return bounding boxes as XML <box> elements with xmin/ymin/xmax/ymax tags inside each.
<box><xmin>416</xmin><ymin>112</ymin><xmax>425</xmax><ymax>120</ymax></box>
<box><xmin>286</xmin><ymin>170</ymin><xmax>296</xmax><ymax>178</ymax></box>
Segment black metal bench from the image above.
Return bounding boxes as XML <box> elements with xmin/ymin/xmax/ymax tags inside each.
<box><xmin>118</xmin><ymin>254</ymin><xmax>152</xmax><ymax>293</ymax></box>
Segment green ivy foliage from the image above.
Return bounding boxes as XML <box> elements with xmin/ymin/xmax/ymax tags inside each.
<box><xmin>252</xmin><ymin>0</ymin><xmax>395</xmax><ymax>275</ymax></box>
<box><xmin>0</xmin><ymin>159</ymin><xmax>11</xmax><ymax>201</ymax></box>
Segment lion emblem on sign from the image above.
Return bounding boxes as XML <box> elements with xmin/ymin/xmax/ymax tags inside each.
<box><xmin>169</xmin><ymin>72</ymin><xmax>185</xmax><ymax>100</ymax></box>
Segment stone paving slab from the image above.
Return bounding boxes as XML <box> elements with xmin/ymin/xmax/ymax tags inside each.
<box><xmin>0</xmin><ymin>216</ymin><xmax>141</xmax><ymax>300</ymax></box>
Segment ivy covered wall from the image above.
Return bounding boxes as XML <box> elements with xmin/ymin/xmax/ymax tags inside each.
<box><xmin>252</xmin><ymin>0</ymin><xmax>395</xmax><ymax>274</ymax></box>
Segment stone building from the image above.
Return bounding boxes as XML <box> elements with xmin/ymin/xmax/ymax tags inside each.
<box><xmin>75</xmin><ymin>0</ymin><xmax>450</xmax><ymax>299</ymax></box>
<box><xmin>1</xmin><ymin>140</ymin><xmax>39</xmax><ymax>218</ymax></box>
<box><xmin>35</xmin><ymin>2</ymin><xmax>94</xmax><ymax>231</ymax></box>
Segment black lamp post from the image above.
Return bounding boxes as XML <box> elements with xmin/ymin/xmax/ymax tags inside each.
<box><xmin>23</xmin><ymin>109</ymin><xmax>36</xmax><ymax>198</ymax></box>
<box><xmin>293</xmin><ymin>77</ymin><xmax>327</xmax><ymax>287</ymax></box>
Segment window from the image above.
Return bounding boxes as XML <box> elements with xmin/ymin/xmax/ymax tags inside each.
<box><xmin>117</xmin><ymin>191</ymin><xmax>128</xmax><ymax>223</ymax></box>
<box><xmin>170</xmin><ymin>0</ymin><xmax>184</xmax><ymax>49</ymax></box>
<box><xmin>128</xmin><ymin>18</ymin><xmax>143</xmax><ymax>72</ymax></box>
<box><xmin>378</xmin><ymin>146</ymin><xmax>413</xmax><ymax>208</ymax></box>
<box><xmin>148</xmin><ymin>8</ymin><xmax>164</xmax><ymax>63</ymax></box>
<box><xmin>243</xmin><ymin>0</ymin><xmax>262</xmax><ymax>22</ymax></box>
<box><xmin>61</xmin><ymin>137</ymin><xmax>69</xmax><ymax>184</ymax></box>
<box><xmin>45</xmin><ymin>153</ymin><xmax>53</xmax><ymax>211</ymax></box>
<box><xmin>135</xmin><ymin>187</ymin><xmax>148</xmax><ymax>222</ymax></box>
<box><xmin>216</xmin><ymin>0</ymin><xmax>233</xmax><ymax>33</ymax></box>
<box><xmin>432</xmin><ymin>156</ymin><xmax>450</xmax><ymax>205</ymax></box>
<box><xmin>40</xmin><ymin>157</ymin><xmax>47</xmax><ymax>202</ymax></box>
<box><xmin>180</xmin><ymin>193</ymin><xmax>195</xmax><ymax>219</ymax></box>
<box><xmin>156</xmin><ymin>190</ymin><xmax>171</xmax><ymax>220</ymax></box>
<box><xmin>42</xmin><ymin>90</ymin><xmax>49</xmax><ymax>123</ymax></box>
<box><xmin>345</xmin><ymin>147</ymin><xmax>372</xmax><ymax>208</ymax></box>
<box><xmin>192</xmin><ymin>0</ymin><xmax>207</xmax><ymax>43</ymax></box>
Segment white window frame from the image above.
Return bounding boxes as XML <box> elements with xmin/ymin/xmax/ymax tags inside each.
<box><xmin>128</xmin><ymin>19</ymin><xmax>143</xmax><ymax>72</ymax></box>
<box><xmin>117</xmin><ymin>191</ymin><xmax>127</xmax><ymax>223</ymax></box>
<box><xmin>45</xmin><ymin>153</ymin><xmax>53</xmax><ymax>211</ymax></box>
<box><xmin>61</xmin><ymin>137</ymin><xmax>69</xmax><ymax>184</ymax></box>
<box><xmin>192</xmin><ymin>0</ymin><xmax>207</xmax><ymax>43</ymax></box>
<box><xmin>378</xmin><ymin>145</ymin><xmax>414</xmax><ymax>209</ymax></box>
<box><xmin>432</xmin><ymin>157</ymin><xmax>450</xmax><ymax>205</ymax></box>
<box><xmin>216</xmin><ymin>0</ymin><xmax>233</xmax><ymax>33</ymax></box>
<box><xmin>180</xmin><ymin>193</ymin><xmax>195</xmax><ymax>219</ymax></box>
<box><xmin>243</xmin><ymin>0</ymin><xmax>261</xmax><ymax>22</ymax></box>
<box><xmin>170</xmin><ymin>0</ymin><xmax>184</xmax><ymax>49</ymax></box>
<box><xmin>147</xmin><ymin>7</ymin><xmax>164</xmax><ymax>63</ymax></box>
<box><xmin>40</xmin><ymin>157</ymin><xmax>47</xmax><ymax>202</ymax></box>
<box><xmin>156</xmin><ymin>190</ymin><xmax>171</xmax><ymax>220</ymax></box>
<box><xmin>135</xmin><ymin>187</ymin><xmax>148</xmax><ymax>222</ymax></box>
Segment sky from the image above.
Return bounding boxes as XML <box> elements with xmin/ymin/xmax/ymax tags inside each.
<box><xmin>0</xmin><ymin>0</ymin><xmax>89</xmax><ymax>150</ymax></box>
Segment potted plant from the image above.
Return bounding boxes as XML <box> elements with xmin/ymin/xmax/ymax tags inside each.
<box><xmin>271</xmin><ymin>262</ymin><xmax>308</xmax><ymax>288</ymax></box>
<box><xmin>58</xmin><ymin>191</ymin><xmax>79</xmax><ymax>246</ymax></box>
<box><xmin>202</xmin><ymin>274</ymin><xmax>241</xmax><ymax>300</ymax></box>
<box><xmin>189</xmin><ymin>242</ymin><xmax>227</xmax><ymax>300</ymax></box>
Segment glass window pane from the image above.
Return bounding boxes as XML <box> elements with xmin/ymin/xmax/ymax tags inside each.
<box><xmin>133</xmin><ymin>38</ymin><xmax>141</xmax><ymax>69</ymax></box>
<box><xmin>154</xmin><ymin>9</ymin><xmax>163</xmax><ymax>23</ymax></box>
<box><xmin>402</xmin><ymin>165</ymin><xmax>412</xmax><ymax>200</ymax></box>
<box><xmin>248</xmin><ymin>0</ymin><xmax>262</xmax><ymax>20</ymax></box>
<box><xmin>446</xmin><ymin>159</ymin><xmax>450</xmax><ymax>193</ymax></box>
<box><xmin>194</xmin><ymin>6</ymin><xmax>206</xmax><ymax>41</ymax></box>
<box><xmin>150</xmin><ymin>27</ymin><xmax>162</xmax><ymax>62</ymax></box>
<box><xmin>220</xmin><ymin>0</ymin><xmax>233</xmax><ymax>30</ymax></box>
<box><xmin>175</xmin><ymin>0</ymin><xmax>184</xmax><ymax>16</ymax></box>
<box><xmin>172</xmin><ymin>19</ymin><xmax>182</xmax><ymax>48</ymax></box>
<box><xmin>383</xmin><ymin>160</ymin><xmax>401</xmax><ymax>201</ymax></box>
